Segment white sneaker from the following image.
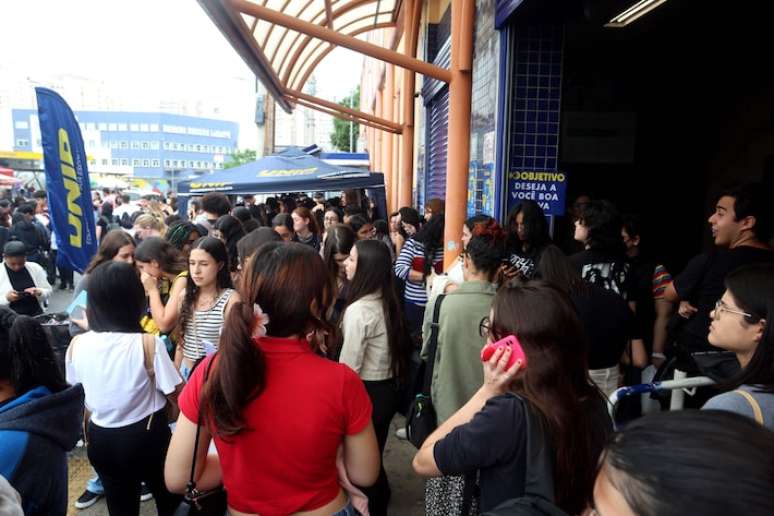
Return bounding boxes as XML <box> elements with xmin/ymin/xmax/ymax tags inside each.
<box><xmin>395</xmin><ymin>427</ymin><xmax>407</xmax><ymax>440</ymax></box>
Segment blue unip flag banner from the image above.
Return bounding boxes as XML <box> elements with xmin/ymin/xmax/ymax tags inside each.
<box><xmin>35</xmin><ymin>87</ymin><xmax>97</xmax><ymax>273</ymax></box>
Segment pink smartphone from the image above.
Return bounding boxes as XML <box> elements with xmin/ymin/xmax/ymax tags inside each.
<box><xmin>480</xmin><ymin>334</ymin><xmax>527</xmax><ymax>370</ymax></box>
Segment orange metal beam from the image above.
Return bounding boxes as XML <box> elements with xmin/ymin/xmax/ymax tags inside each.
<box><xmin>291</xmin><ymin>98</ymin><xmax>400</xmax><ymax>134</ymax></box>
<box><xmin>443</xmin><ymin>0</ymin><xmax>475</xmax><ymax>268</ymax></box>
<box><xmin>268</xmin><ymin>0</ymin><xmax>315</xmax><ymax>64</ymax></box>
<box><xmin>398</xmin><ymin>0</ymin><xmax>421</xmax><ymax>208</ymax></box>
<box><xmin>324</xmin><ymin>0</ymin><xmax>334</xmax><ymax>28</ymax></box>
<box><xmin>275</xmin><ymin>0</ymin><xmax>376</xmax><ymax>84</ymax></box>
<box><xmin>290</xmin><ymin>20</ymin><xmax>396</xmax><ymax>92</ymax></box>
<box><xmin>229</xmin><ymin>0</ymin><xmax>452</xmax><ymax>83</ymax></box>
<box><xmin>285</xmin><ymin>88</ymin><xmax>402</xmax><ymax>133</ymax></box>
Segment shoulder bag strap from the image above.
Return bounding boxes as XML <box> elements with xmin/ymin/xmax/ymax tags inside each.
<box><xmin>421</xmin><ymin>294</ymin><xmax>446</xmax><ymax>395</ymax></box>
<box><xmin>187</xmin><ymin>354</ymin><xmax>217</xmax><ymax>493</ymax></box>
<box><xmin>734</xmin><ymin>389</ymin><xmax>764</xmax><ymax>425</ymax></box>
<box><xmin>141</xmin><ymin>333</ymin><xmax>156</xmax><ymax>382</ymax></box>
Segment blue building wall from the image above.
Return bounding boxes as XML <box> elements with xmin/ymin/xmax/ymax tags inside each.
<box><xmin>11</xmin><ymin>110</ymin><xmax>239</xmax><ymax>181</ymax></box>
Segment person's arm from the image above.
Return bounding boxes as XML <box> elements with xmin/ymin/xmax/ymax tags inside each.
<box><xmin>29</xmin><ymin>263</ymin><xmax>52</xmax><ymax>301</ymax></box>
<box><xmin>394</xmin><ymin>239</ymin><xmax>415</xmax><ymax>281</ymax></box>
<box><xmin>621</xmin><ymin>338</ymin><xmax>648</xmax><ymax>368</ymax></box>
<box><xmin>339</xmin><ymin>306</ymin><xmax>369</xmax><ymax>374</ymax></box>
<box><xmin>663</xmin><ymin>282</ymin><xmax>680</xmax><ymax>303</ymax></box>
<box><xmin>0</xmin><ymin>269</ymin><xmax>14</xmax><ymax>306</ymax></box>
<box><xmin>144</xmin><ymin>274</ymin><xmax>186</xmax><ymax>333</ymax></box>
<box><xmin>165</xmin><ymin>411</ymin><xmax>222</xmax><ymax>493</ymax></box>
<box><xmin>651</xmin><ymin>298</ymin><xmax>674</xmax><ymax>365</ymax></box>
<box><xmin>413</xmin><ymin>347</ymin><xmax>521</xmax><ymax>477</ymax></box>
<box><xmin>342</xmin><ymin>420</ymin><xmax>380</xmax><ymax>487</ymax></box>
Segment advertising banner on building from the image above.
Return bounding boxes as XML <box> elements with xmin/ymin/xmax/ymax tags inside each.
<box><xmin>506</xmin><ymin>170</ymin><xmax>567</xmax><ymax>216</ymax></box>
<box><xmin>36</xmin><ymin>87</ymin><xmax>97</xmax><ymax>273</ymax></box>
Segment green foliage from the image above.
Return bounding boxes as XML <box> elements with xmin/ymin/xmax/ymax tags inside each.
<box><xmin>224</xmin><ymin>148</ymin><xmax>257</xmax><ymax>169</ymax></box>
<box><xmin>330</xmin><ymin>86</ymin><xmax>360</xmax><ymax>152</ymax></box>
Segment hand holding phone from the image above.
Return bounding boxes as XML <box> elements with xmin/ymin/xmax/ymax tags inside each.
<box><xmin>481</xmin><ymin>334</ymin><xmax>528</xmax><ymax>370</ymax></box>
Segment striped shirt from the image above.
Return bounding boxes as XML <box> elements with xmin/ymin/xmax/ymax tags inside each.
<box><xmin>182</xmin><ymin>288</ymin><xmax>235</xmax><ymax>361</ymax></box>
<box><xmin>394</xmin><ymin>238</ymin><xmax>444</xmax><ymax>306</ymax></box>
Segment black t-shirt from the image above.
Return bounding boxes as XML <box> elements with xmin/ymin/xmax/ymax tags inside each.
<box><xmin>571</xmin><ymin>249</ymin><xmax>633</xmax><ymax>300</ymax></box>
<box><xmin>572</xmin><ymin>285</ymin><xmax>639</xmax><ymax>369</ymax></box>
<box><xmin>434</xmin><ymin>393</ymin><xmax>611</xmax><ymax>513</ymax></box>
<box><xmin>627</xmin><ymin>255</ymin><xmax>658</xmax><ymax>351</ymax></box>
<box><xmin>673</xmin><ymin>246</ymin><xmax>774</xmax><ymax>353</ymax></box>
<box><xmin>508</xmin><ymin>245</ymin><xmax>546</xmax><ymax>280</ymax></box>
<box><xmin>434</xmin><ymin>394</ymin><xmax>528</xmax><ymax>513</ymax></box>
<box><xmin>5</xmin><ymin>264</ymin><xmax>41</xmax><ymax>316</ymax></box>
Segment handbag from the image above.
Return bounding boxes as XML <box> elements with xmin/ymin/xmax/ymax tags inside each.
<box><xmin>405</xmin><ymin>294</ymin><xmax>446</xmax><ymax>448</ymax></box>
<box><xmin>173</xmin><ymin>356</ymin><xmax>228</xmax><ymax>516</ymax></box>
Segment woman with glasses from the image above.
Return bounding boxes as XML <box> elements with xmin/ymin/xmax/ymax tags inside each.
<box><xmin>418</xmin><ymin>224</ymin><xmax>506</xmax><ymax>515</ymax></box>
<box><xmin>703</xmin><ymin>264</ymin><xmax>774</xmax><ymax>429</ymax></box>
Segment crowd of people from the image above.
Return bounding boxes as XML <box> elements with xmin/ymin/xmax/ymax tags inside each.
<box><xmin>0</xmin><ymin>182</ymin><xmax>773</xmax><ymax>516</ymax></box>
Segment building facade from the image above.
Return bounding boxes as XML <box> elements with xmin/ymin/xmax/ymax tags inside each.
<box><xmin>11</xmin><ymin>109</ymin><xmax>238</xmax><ymax>190</ymax></box>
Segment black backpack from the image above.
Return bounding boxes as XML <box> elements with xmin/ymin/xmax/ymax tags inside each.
<box><xmin>119</xmin><ymin>211</ymin><xmax>134</xmax><ymax>229</ymax></box>
<box><xmin>482</xmin><ymin>396</ymin><xmax>569</xmax><ymax>516</ymax></box>
<box><xmin>101</xmin><ymin>215</ymin><xmax>121</xmax><ymax>233</ymax></box>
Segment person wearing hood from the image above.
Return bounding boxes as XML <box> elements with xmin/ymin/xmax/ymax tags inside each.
<box><xmin>0</xmin><ymin>241</ymin><xmax>52</xmax><ymax>316</ymax></box>
<box><xmin>0</xmin><ymin>307</ymin><xmax>84</xmax><ymax>516</ymax></box>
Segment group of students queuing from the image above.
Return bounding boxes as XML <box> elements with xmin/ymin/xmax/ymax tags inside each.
<box><xmin>0</xmin><ymin>182</ymin><xmax>774</xmax><ymax>516</ymax></box>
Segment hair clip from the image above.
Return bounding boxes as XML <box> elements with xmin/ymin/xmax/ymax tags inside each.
<box><xmin>252</xmin><ymin>303</ymin><xmax>270</xmax><ymax>338</ymax></box>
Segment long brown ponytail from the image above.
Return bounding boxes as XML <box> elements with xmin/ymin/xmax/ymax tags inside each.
<box><xmin>202</xmin><ymin>242</ymin><xmax>334</xmax><ymax>437</ymax></box>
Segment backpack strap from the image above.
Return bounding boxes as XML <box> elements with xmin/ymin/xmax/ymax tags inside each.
<box><xmin>421</xmin><ymin>294</ymin><xmax>446</xmax><ymax>395</ymax></box>
<box><xmin>734</xmin><ymin>389</ymin><xmax>764</xmax><ymax>425</ymax></box>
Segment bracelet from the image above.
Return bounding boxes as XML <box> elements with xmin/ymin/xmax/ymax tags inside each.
<box><xmin>652</xmin><ymin>352</ymin><xmax>666</xmax><ymax>360</ymax></box>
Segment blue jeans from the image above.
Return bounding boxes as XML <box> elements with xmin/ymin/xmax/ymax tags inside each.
<box><xmin>179</xmin><ymin>362</ymin><xmax>192</xmax><ymax>382</ymax></box>
<box><xmin>87</xmin><ymin>469</ymin><xmax>104</xmax><ymax>494</ymax></box>
<box><xmin>332</xmin><ymin>502</ymin><xmax>357</xmax><ymax>516</ymax></box>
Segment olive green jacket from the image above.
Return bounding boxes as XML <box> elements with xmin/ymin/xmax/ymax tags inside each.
<box><xmin>421</xmin><ymin>280</ymin><xmax>497</xmax><ymax>423</ymax></box>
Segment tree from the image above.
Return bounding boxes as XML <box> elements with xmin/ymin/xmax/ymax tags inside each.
<box><xmin>224</xmin><ymin>149</ymin><xmax>257</xmax><ymax>169</ymax></box>
<box><xmin>330</xmin><ymin>86</ymin><xmax>360</xmax><ymax>152</ymax></box>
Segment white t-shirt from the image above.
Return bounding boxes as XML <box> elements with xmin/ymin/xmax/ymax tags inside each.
<box><xmin>66</xmin><ymin>331</ymin><xmax>182</xmax><ymax>428</ymax></box>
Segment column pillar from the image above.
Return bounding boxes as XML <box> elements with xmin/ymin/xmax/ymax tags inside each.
<box><xmin>443</xmin><ymin>0</ymin><xmax>475</xmax><ymax>268</ymax></box>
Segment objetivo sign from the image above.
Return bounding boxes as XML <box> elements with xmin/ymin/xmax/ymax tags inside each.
<box><xmin>506</xmin><ymin>170</ymin><xmax>568</xmax><ymax>216</ymax></box>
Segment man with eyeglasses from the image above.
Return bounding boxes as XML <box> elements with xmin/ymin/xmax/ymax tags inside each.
<box><xmin>663</xmin><ymin>183</ymin><xmax>773</xmax><ymax>362</ymax></box>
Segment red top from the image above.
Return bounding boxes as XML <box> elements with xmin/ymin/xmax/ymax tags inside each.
<box><xmin>178</xmin><ymin>336</ymin><xmax>372</xmax><ymax>515</ymax></box>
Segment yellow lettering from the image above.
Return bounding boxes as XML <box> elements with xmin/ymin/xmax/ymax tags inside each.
<box><xmin>68</xmin><ymin>213</ymin><xmax>82</xmax><ymax>247</ymax></box>
<box><xmin>257</xmin><ymin>167</ymin><xmax>317</xmax><ymax>177</ymax></box>
<box><xmin>59</xmin><ymin>129</ymin><xmax>74</xmax><ymax>168</ymax></box>
<box><xmin>59</xmin><ymin>129</ymin><xmax>83</xmax><ymax>248</ymax></box>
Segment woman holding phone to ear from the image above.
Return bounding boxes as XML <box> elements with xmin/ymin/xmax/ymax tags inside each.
<box><xmin>413</xmin><ymin>281</ymin><xmax>611</xmax><ymax>515</ymax></box>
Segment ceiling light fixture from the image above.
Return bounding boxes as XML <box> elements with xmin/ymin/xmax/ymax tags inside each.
<box><xmin>605</xmin><ymin>0</ymin><xmax>669</xmax><ymax>28</ymax></box>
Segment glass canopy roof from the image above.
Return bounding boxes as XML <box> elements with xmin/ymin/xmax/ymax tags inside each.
<box><xmin>200</xmin><ymin>0</ymin><xmax>399</xmax><ymax>111</ymax></box>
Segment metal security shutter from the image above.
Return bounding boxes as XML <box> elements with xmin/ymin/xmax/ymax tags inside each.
<box><xmin>425</xmin><ymin>86</ymin><xmax>450</xmax><ymax>206</ymax></box>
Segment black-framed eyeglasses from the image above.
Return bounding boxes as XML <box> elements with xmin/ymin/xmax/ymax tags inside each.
<box><xmin>479</xmin><ymin>316</ymin><xmax>491</xmax><ymax>339</ymax></box>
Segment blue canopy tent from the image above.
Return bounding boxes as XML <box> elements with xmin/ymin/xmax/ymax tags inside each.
<box><xmin>177</xmin><ymin>148</ymin><xmax>386</xmax><ymax>219</ymax></box>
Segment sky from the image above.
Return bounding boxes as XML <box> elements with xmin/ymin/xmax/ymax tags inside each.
<box><xmin>0</xmin><ymin>0</ymin><xmax>364</xmax><ymax>108</ymax></box>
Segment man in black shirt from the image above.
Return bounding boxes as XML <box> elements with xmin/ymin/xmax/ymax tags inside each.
<box><xmin>664</xmin><ymin>183</ymin><xmax>773</xmax><ymax>355</ymax></box>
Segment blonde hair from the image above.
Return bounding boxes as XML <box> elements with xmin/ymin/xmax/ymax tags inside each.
<box><xmin>134</xmin><ymin>213</ymin><xmax>166</xmax><ymax>233</ymax></box>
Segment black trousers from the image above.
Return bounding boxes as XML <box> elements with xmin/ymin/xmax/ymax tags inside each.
<box><xmin>358</xmin><ymin>378</ymin><xmax>399</xmax><ymax>516</ymax></box>
<box><xmin>88</xmin><ymin>409</ymin><xmax>181</xmax><ymax>516</ymax></box>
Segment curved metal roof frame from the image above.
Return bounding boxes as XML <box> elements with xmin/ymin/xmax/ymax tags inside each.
<box><xmin>198</xmin><ymin>0</ymin><xmax>400</xmax><ymax>113</ymax></box>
